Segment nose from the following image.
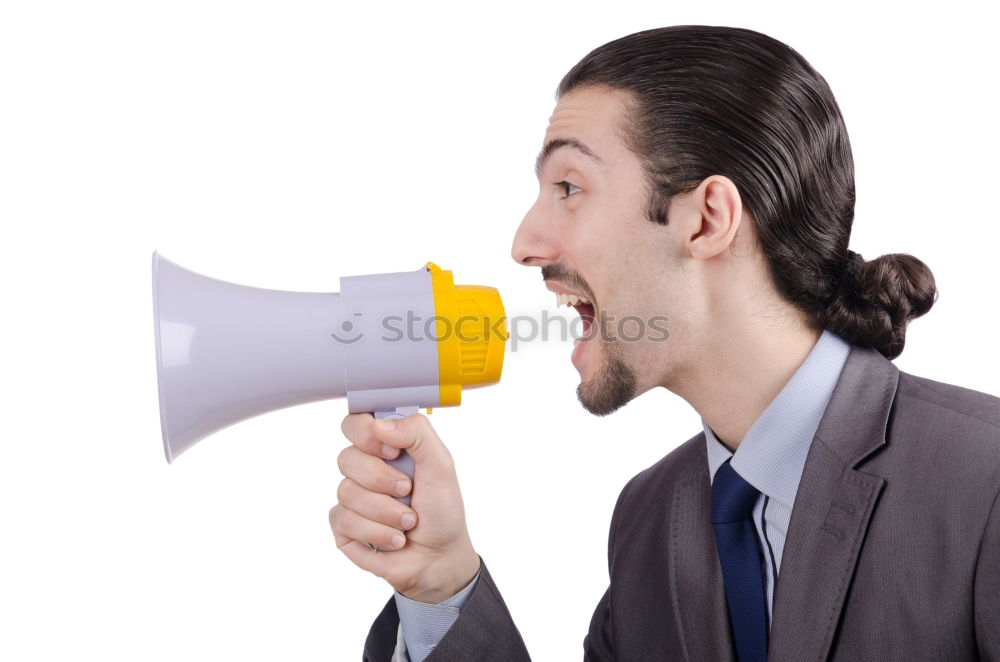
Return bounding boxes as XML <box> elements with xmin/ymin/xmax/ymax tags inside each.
<box><xmin>511</xmin><ymin>199</ymin><xmax>558</xmax><ymax>267</ymax></box>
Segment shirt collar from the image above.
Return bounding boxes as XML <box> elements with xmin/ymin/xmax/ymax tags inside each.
<box><xmin>703</xmin><ymin>328</ymin><xmax>852</xmax><ymax>509</ymax></box>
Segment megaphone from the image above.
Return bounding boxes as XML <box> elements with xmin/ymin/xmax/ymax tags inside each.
<box><xmin>151</xmin><ymin>252</ymin><xmax>506</xmax><ymax>502</ymax></box>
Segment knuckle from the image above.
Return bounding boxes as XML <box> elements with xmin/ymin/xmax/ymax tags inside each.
<box><xmin>340</xmin><ymin>414</ymin><xmax>352</xmax><ymax>436</ymax></box>
<box><xmin>336</xmin><ymin>479</ymin><xmax>352</xmax><ymax>504</ymax></box>
<box><xmin>341</xmin><ymin>413</ymin><xmax>372</xmax><ymax>440</ymax></box>
<box><xmin>336</xmin><ymin>446</ymin><xmax>354</xmax><ymax>473</ymax></box>
<box><xmin>334</xmin><ymin>506</ymin><xmax>357</xmax><ymax>532</ymax></box>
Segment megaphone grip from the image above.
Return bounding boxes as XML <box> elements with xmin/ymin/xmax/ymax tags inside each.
<box><xmin>366</xmin><ymin>407</ymin><xmax>418</xmax><ymax>554</ymax></box>
<box><xmin>374</xmin><ymin>406</ymin><xmax>419</xmax><ymax>507</ymax></box>
<box><xmin>385</xmin><ymin>452</ymin><xmax>415</xmax><ymax>506</ymax></box>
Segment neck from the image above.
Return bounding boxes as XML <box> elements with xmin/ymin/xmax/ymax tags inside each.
<box><xmin>669</xmin><ymin>318</ymin><xmax>822</xmax><ymax>450</ymax></box>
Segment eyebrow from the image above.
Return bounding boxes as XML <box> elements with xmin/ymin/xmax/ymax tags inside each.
<box><xmin>534</xmin><ymin>138</ymin><xmax>601</xmax><ymax>178</ymax></box>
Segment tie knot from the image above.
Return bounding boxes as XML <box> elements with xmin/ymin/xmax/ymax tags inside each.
<box><xmin>711</xmin><ymin>460</ymin><xmax>760</xmax><ymax>524</ymax></box>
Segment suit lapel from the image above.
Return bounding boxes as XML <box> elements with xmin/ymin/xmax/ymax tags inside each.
<box><xmin>669</xmin><ymin>466</ymin><xmax>736</xmax><ymax>662</ymax></box>
<box><xmin>767</xmin><ymin>346</ymin><xmax>899</xmax><ymax>662</ymax></box>
<box><xmin>766</xmin><ymin>441</ymin><xmax>885</xmax><ymax>661</ymax></box>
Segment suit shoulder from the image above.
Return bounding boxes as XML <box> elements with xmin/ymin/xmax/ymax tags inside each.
<box><xmin>615</xmin><ymin>430</ymin><xmax>706</xmax><ymax>509</ymax></box>
<box><xmin>896</xmin><ymin>369</ymin><xmax>1000</xmax><ymax>435</ymax></box>
<box><xmin>605</xmin><ymin>430</ymin><xmax>707</xmax><ymax>561</ymax></box>
<box><xmin>891</xmin><ymin>369</ymin><xmax>1000</xmax><ymax>471</ymax></box>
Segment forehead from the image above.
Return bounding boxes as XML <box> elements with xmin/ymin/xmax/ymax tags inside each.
<box><xmin>544</xmin><ymin>86</ymin><xmax>632</xmax><ymax>148</ymax></box>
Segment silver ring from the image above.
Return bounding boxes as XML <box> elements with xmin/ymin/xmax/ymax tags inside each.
<box><xmin>367</xmin><ymin>542</ymin><xmax>381</xmax><ymax>553</ymax></box>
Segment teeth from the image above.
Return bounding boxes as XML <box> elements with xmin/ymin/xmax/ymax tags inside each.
<box><xmin>555</xmin><ymin>292</ymin><xmax>592</xmax><ymax>308</ymax></box>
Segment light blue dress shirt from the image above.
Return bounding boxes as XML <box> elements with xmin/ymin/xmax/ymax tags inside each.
<box><xmin>703</xmin><ymin>328</ymin><xmax>851</xmax><ymax>625</ymax></box>
<box><xmin>392</xmin><ymin>328</ymin><xmax>851</xmax><ymax>658</ymax></box>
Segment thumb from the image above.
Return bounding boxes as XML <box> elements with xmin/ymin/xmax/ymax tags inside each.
<box><xmin>373</xmin><ymin>414</ymin><xmax>454</xmax><ymax>479</ymax></box>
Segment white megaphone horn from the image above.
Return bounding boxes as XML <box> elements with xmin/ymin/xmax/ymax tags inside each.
<box><xmin>151</xmin><ymin>252</ymin><xmax>506</xmax><ymax>503</ymax></box>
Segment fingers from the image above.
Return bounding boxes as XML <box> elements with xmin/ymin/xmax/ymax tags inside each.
<box><xmin>337</xmin><ymin>477</ymin><xmax>418</xmax><ymax>532</ymax></box>
<box><xmin>337</xmin><ymin>445</ymin><xmax>412</xmax><ymax>497</ymax></box>
<box><xmin>337</xmin><ymin>539</ymin><xmax>392</xmax><ymax>576</ymax></box>
<box><xmin>370</xmin><ymin>413</ymin><xmax>454</xmax><ymax>474</ymax></box>
<box><xmin>340</xmin><ymin>412</ymin><xmax>454</xmax><ymax>474</ymax></box>
<box><xmin>341</xmin><ymin>413</ymin><xmax>401</xmax><ymax>460</ymax></box>
<box><xmin>328</xmin><ymin>503</ymin><xmax>406</xmax><ymax>553</ymax></box>
<box><xmin>332</xmin><ymin>412</ymin><xmax>474</xmax><ymax>598</ymax></box>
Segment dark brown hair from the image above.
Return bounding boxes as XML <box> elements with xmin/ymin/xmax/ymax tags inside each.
<box><xmin>558</xmin><ymin>25</ymin><xmax>936</xmax><ymax>360</ymax></box>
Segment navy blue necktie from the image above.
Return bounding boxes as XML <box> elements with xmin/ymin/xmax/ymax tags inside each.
<box><xmin>711</xmin><ymin>459</ymin><xmax>768</xmax><ymax>662</ymax></box>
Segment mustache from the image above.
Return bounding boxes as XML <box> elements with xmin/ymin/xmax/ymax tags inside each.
<box><xmin>541</xmin><ymin>263</ymin><xmax>596</xmax><ymax>304</ymax></box>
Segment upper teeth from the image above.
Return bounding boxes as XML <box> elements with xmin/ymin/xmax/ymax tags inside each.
<box><xmin>556</xmin><ymin>293</ymin><xmax>592</xmax><ymax>307</ymax></box>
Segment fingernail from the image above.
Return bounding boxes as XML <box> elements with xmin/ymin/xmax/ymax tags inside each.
<box><xmin>376</xmin><ymin>419</ymin><xmax>396</xmax><ymax>431</ymax></box>
<box><xmin>381</xmin><ymin>444</ymin><xmax>399</xmax><ymax>459</ymax></box>
<box><xmin>395</xmin><ymin>480</ymin><xmax>411</xmax><ymax>496</ymax></box>
<box><xmin>391</xmin><ymin>533</ymin><xmax>405</xmax><ymax>549</ymax></box>
<box><xmin>400</xmin><ymin>513</ymin><xmax>416</xmax><ymax>529</ymax></box>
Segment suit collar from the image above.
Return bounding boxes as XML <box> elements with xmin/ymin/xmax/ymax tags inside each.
<box><xmin>811</xmin><ymin>343</ymin><xmax>899</xmax><ymax>469</ymax></box>
<box><xmin>702</xmin><ymin>329</ymin><xmax>853</xmax><ymax>509</ymax></box>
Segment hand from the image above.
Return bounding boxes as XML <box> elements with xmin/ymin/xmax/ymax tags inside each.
<box><xmin>329</xmin><ymin>412</ymin><xmax>481</xmax><ymax>604</ymax></box>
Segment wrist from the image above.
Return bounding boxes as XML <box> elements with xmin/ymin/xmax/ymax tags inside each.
<box><xmin>400</xmin><ymin>548</ymin><xmax>481</xmax><ymax>604</ymax></box>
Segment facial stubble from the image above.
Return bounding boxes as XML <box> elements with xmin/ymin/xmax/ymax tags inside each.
<box><xmin>576</xmin><ymin>331</ymin><xmax>638</xmax><ymax>416</ymax></box>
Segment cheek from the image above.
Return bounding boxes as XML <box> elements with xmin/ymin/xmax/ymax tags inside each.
<box><xmin>587</xmin><ymin>186</ymin><xmax>653</xmax><ymax>256</ymax></box>
<box><xmin>570</xmin><ymin>202</ymin><xmax>634</xmax><ymax>266</ymax></box>
<box><xmin>612</xmin><ymin>289</ymin><xmax>668</xmax><ymax>365</ymax></box>
<box><xmin>568</xmin><ymin>188</ymin><xmax>666</xmax><ymax>304</ymax></box>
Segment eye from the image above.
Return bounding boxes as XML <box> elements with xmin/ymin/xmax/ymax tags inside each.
<box><xmin>556</xmin><ymin>181</ymin><xmax>582</xmax><ymax>199</ymax></box>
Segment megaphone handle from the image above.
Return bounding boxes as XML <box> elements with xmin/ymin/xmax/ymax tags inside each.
<box><xmin>374</xmin><ymin>406</ymin><xmax>420</xmax><ymax>507</ymax></box>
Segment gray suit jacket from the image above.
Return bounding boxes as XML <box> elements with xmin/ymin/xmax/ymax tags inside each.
<box><xmin>363</xmin><ymin>345</ymin><xmax>1000</xmax><ymax>661</ymax></box>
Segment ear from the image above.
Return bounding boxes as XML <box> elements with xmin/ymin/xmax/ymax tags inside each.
<box><xmin>686</xmin><ymin>175</ymin><xmax>743</xmax><ymax>260</ymax></box>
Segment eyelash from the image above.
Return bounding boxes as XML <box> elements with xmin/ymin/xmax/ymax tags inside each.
<box><xmin>556</xmin><ymin>181</ymin><xmax>582</xmax><ymax>199</ymax></box>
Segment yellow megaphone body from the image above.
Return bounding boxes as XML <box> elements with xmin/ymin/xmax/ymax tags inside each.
<box><xmin>152</xmin><ymin>252</ymin><xmax>506</xmax><ymax>502</ymax></box>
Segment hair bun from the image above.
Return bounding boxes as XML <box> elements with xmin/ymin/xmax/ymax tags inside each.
<box><xmin>821</xmin><ymin>252</ymin><xmax>937</xmax><ymax>360</ymax></box>
<box><xmin>845</xmin><ymin>249</ymin><xmax>865</xmax><ymax>277</ymax></box>
<box><xmin>831</xmin><ymin>250</ymin><xmax>866</xmax><ymax>296</ymax></box>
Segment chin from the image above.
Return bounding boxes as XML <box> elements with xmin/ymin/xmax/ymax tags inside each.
<box><xmin>576</xmin><ymin>348</ymin><xmax>638</xmax><ymax>416</ymax></box>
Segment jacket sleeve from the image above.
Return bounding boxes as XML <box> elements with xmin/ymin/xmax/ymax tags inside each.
<box><xmin>583</xmin><ymin>586</ymin><xmax>615</xmax><ymax>661</ymax></box>
<box><xmin>363</xmin><ymin>558</ymin><xmax>530</xmax><ymax>662</ymax></box>
<box><xmin>364</xmin><ymin>471</ymin><xmax>639</xmax><ymax>662</ymax></box>
<box><xmin>363</xmin><ymin>593</ymin><xmax>403</xmax><ymax>662</ymax></box>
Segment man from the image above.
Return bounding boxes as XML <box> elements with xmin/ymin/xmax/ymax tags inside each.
<box><xmin>330</xmin><ymin>26</ymin><xmax>1000</xmax><ymax>661</ymax></box>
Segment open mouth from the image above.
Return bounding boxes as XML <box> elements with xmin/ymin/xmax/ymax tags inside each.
<box><xmin>552</xmin><ymin>289</ymin><xmax>600</xmax><ymax>373</ymax></box>
<box><xmin>555</xmin><ymin>293</ymin><xmax>597</xmax><ymax>339</ymax></box>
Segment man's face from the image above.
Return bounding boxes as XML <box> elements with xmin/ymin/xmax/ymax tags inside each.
<box><xmin>511</xmin><ymin>85</ymin><xmax>689</xmax><ymax>415</ymax></box>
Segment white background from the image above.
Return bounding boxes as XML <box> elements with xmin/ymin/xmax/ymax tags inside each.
<box><xmin>1</xmin><ymin>1</ymin><xmax>997</xmax><ymax>660</ymax></box>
